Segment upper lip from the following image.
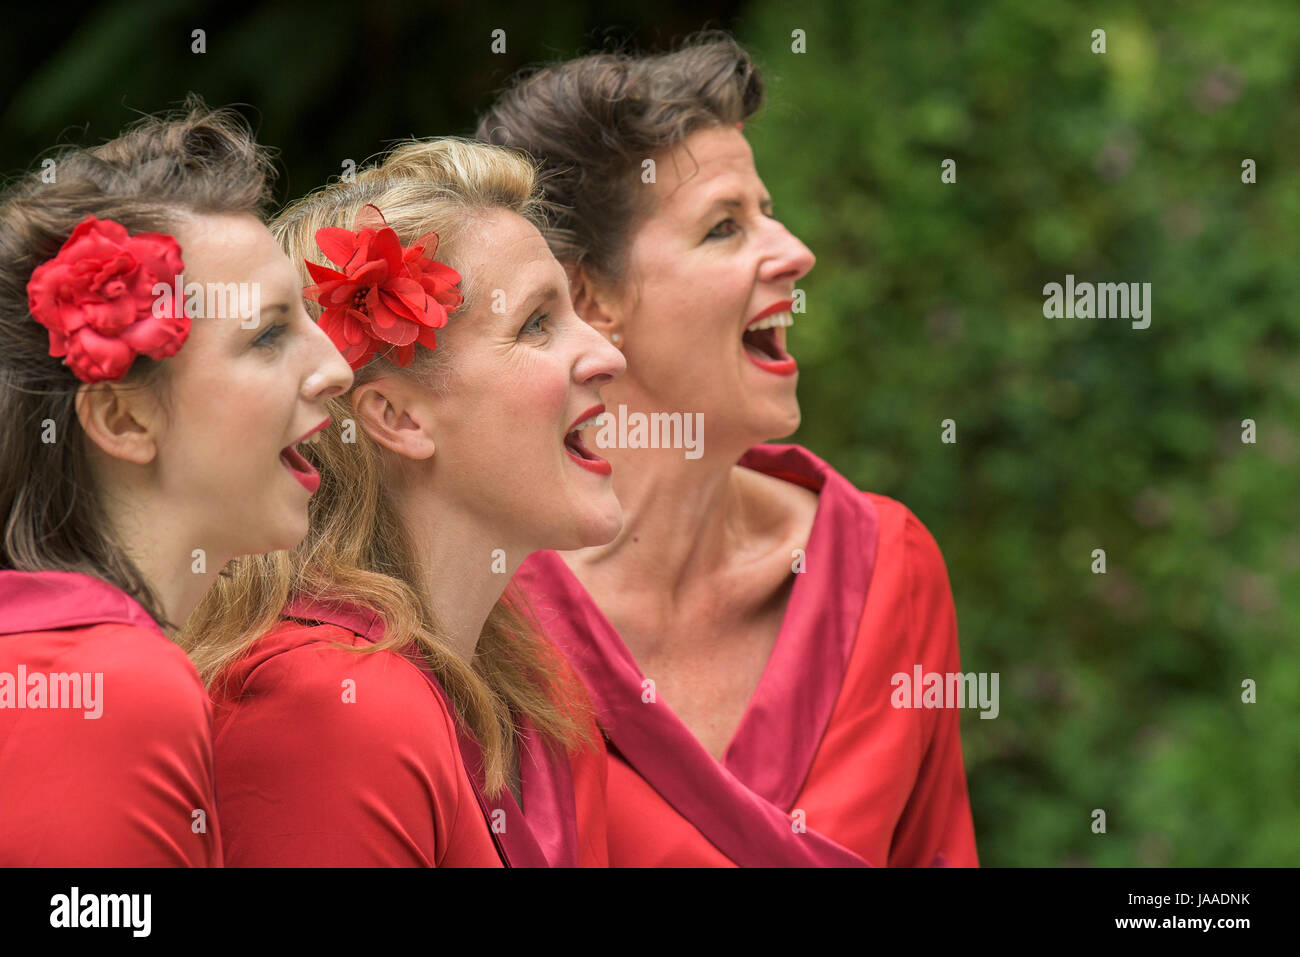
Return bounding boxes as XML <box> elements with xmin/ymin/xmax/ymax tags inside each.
<box><xmin>287</xmin><ymin>416</ymin><xmax>331</xmax><ymax>448</ymax></box>
<box><xmin>745</xmin><ymin>298</ymin><xmax>795</xmax><ymax>330</ymax></box>
<box><xmin>566</xmin><ymin>404</ymin><xmax>605</xmax><ymax>433</ymax></box>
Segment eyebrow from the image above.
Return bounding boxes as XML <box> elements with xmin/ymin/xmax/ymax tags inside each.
<box><xmin>517</xmin><ymin>278</ymin><xmax>567</xmax><ymax>315</ymax></box>
<box><xmin>239</xmin><ymin>301</ymin><xmax>288</xmax><ymax>332</ymax></box>
<box><xmin>256</xmin><ymin>302</ymin><xmax>290</xmax><ymax>320</ymax></box>
<box><xmin>699</xmin><ymin>194</ymin><xmax>775</xmax><ymax>219</ymax></box>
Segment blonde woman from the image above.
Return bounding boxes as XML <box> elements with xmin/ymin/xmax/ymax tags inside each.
<box><xmin>181</xmin><ymin>138</ymin><xmax>625</xmax><ymax>867</ymax></box>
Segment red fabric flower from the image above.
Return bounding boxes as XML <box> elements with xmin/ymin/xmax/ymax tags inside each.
<box><xmin>26</xmin><ymin>215</ymin><xmax>188</xmax><ymax>383</ymax></box>
<box><xmin>302</xmin><ymin>205</ymin><xmax>464</xmax><ymax>370</ymax></box>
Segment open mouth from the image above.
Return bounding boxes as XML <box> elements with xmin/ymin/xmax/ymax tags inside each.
<box><xmin>280</xmin><ymin>418</ymin><xmax>329</xmax><ymax>494</ymax></box>
<box><xmin>743</xmin><ymin>309</ymin><xmax>797</xmax><ymax>376</ymax></box>
<box><xmin>564</xmin><ymin>405</ymin><xmax>612</xmax><ymax>476</ymax></box>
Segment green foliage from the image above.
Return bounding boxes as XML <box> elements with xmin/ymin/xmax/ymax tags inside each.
<box><xmin>741</xmin><ymin>0</ymin><xmax>1300</xmax><ymax>865</ymax></box>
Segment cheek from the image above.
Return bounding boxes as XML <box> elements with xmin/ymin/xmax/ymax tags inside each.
<box><xmin>161</xmin><ymin>353</ymin><xmax>285</xmax><ymax>473</ymax></box>
<box><xmin>441</xmin><ymin>352</ymin><xmax>568</xmax><ymax>458</ymax></box>
<box><xmin>500</xmin><ymin>357</ymin><xmax>569</xmax><ymax>433</ymax></box>
<box><xmin>629</xmin><ymin>254</ymin><xmax>744</xmax><ymax>350</ymax></box>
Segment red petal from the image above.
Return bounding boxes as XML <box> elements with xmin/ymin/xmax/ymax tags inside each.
<box><xmin>315</xmin><ymin>228</ymin><xmax>360</xmax><ymax>269</ymax></box>
<box><xmin>306</xmin><ymin>260</ymin><xmax>346</xmax><ymax>284</ymax></box>
<box><xmin>415</xmin><ymin>324</ymin><xmax>439</xmax><ymax>350</ymax></box>
<box><xmin>353</xmin><ymin>205</ymin><xmax>388</xmax><ymax>231</ymax></box>
<box><xmin>411</xmin><ymin>231</ymin><xmax>441</xmax><ymax>258</ymax></box>
<box><xmin>391</xmin><ymin>342</ymin><xmax>416</xmax><ymax>367</ymax></box>
<box><xmin>370</xmin><ymin>228</ymin><xmax>405</xmax><ymax>274</ymax></box>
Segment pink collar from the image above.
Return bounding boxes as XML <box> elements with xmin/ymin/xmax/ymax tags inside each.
<box><xmin>283</xmin><ymin>593</ymin><xmax>385</xmax><ymax>641</ymax></box>
<box><xmin>513</xmin><ymin>443</ymin><xmax>879</xmax><ymax>866</ymax></box>
<box><xmin>0</xmin><ymin>569</ymin><xmax>163</xmax><ymax>637</ymax></box>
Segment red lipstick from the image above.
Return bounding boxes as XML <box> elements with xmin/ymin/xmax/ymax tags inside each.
<box><xmin>564</xmin><ymin>404</ymin><xmax>612</xmax><ymax>475</ymax></box>
<box><xmin>280</xmin><ymin>417</ymin><xmax>330</xmax><ymax>494</ymax></box>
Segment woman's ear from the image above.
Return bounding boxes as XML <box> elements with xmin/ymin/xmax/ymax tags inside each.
<box><xmin>350</xmin><ymin>376</ymin><xmax>437</xmax><ymax>460</ymax></box>
<box><xmin>75</xmin><ymin>381</ymin><xmax>160</xmax><ymax>465</ymax></box>
<box><xmin>567</xmin><ymin>262</ymin><xmax>622</xmax><ymax>341</ymax></box>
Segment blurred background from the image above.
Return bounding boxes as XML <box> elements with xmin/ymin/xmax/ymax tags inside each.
<box><xmin>4</xmin><ymin>0</ymin><xmax>1296</xmax><ymax>866</ymax></box>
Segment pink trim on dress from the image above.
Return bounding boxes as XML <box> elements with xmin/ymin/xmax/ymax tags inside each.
<box><xmin>514</xmin><ymin>443</ymin><xmax>881</xmax><ymax>867</ymax></box>
<box><xmin>0</xmin><ymin>570</ymin><xmax>163</xmax><ymax>636</ymax></box>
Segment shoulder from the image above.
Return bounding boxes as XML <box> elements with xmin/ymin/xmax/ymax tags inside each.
<box><xmin>49</xmin><ymin>622</ymin><xmax>209</xmax><ymax>726</ymax></box>
<box><xmin>861</xmin><ymin>493</ymin><xmax>951</xmax><ymax>583</ymax></box>
<box><xmin>857</xmin><ymin>496</ymin><xmax>959</xmax><ymax>667</ymax></box>
<box><xmin>214</xmin><ymin>619</ymin><xmax>458</xmax><ymax>752</ymax></box>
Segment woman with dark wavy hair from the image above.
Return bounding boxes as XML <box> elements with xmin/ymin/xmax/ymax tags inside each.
<box><xmin>0</xmin><ymin>99</ymin><xmax>353</xmax><ymax>865</ymax></box>
<box><xmin>479</xmin><ymin>32</ymin><xmax>979</xmax><ymax>867</ymax></box>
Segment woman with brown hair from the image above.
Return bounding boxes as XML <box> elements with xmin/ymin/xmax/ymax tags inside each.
<box><xmin>181</xmin><ymin>137</ymin><xmax>625</xmax><ymax>866</ymax></box>
<box><xmin>0</xmin><ymin>99</ymin><xmax>354</xmax><ymax>866</ymax></box>
<box><xmin>479</xmin><ymin>33</ymin><xmax>980</xmax><ymax>866</ymax></box>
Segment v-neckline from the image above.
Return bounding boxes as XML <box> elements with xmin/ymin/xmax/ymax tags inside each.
<box><xmin>527</xmin><ymin>443</ymin><xmax>879</xmax><ymax>810</ymax></box>
<box><xmin>556</xmin><ymin>478</ymin><xmax>819</xmax><ymax>769</ymax></box>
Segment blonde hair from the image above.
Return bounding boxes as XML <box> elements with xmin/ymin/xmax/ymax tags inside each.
<box><xmin>179</xmin><ymin>138</ymin><xmax>592</xmax><ymax>796</ymax></box>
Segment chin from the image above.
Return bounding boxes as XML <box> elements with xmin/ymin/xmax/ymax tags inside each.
<box><xmin>747</xmin><ymin>401</ymin><xmax>801</xmax><ymax>444</ymax></box>
<box><xmin>256</xmin><ymin>515</ymin><xmax>310</xmax><ymax>555</ymax></box>
<box><xmin>560</xmin><ymin>499</ymin><xmax>624</xmax><ymax>550</ymax></box>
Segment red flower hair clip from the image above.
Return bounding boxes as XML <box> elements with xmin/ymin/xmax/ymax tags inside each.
<box><xmin>302</xmin><ymin>204</ymin><xmax>464</xmax><ymax>370</ymax></box>
<box><xmin>26</xmin><ymin>215</ymin><xmax>189</xmax><ymax>383</ymax></box>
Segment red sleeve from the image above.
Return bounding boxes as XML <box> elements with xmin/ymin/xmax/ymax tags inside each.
<box><xmin>1</xmin><ymin>625</ymin><xmax>220</xmax><ymax>867</ymax></box>
<box><xmin>887</xmin><ymin>512</ymin><xmax>981</xmax><ymax>867</ymax></box>
<box><xmin>214</xmin><ymin>639</ymin><xmax>468</xmax><ymax>866</ymax></box>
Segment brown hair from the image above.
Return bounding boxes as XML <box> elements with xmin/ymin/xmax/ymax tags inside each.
<box><xmin>179</xmin><ymin>138</ymin><xmax>593</xmax><ymax>797</ymax></box>
<box><xmin>0</xmin><ymin>95</ymin><xmax>275</xmax><ymax>630</ymax></box>
<box><xmin>476</xmin><ymin>30</ymin><xmax>763</xmax><ymax>281</ymax></box>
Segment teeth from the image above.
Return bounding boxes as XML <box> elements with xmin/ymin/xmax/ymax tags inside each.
<box><xmin>571</xmin><ymin>414</ymin><xmax>604</xmax><ymax>434</ymax></box>
<box><xmin>746</xmin><ymin>311</ymin><xmax>793</xmax><ymax>332</ymax></box>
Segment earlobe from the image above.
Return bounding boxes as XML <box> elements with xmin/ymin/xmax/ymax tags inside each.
<box><xmin>351</xmin><ymin>379</ymin><xmax>437</xmax><ymax>461</ymax></box>
<box><xmin>75</xmin><ymin>383</ymin><xmax>158</xmax><ymax>465</ymax></box>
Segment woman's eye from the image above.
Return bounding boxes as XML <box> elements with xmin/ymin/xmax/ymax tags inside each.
<box><xmin>706</xmin><ymin>218</ymin><xmax>739</xmax><ymax>240</ymax></box>
<box><xmin>521</xmin><ymin>312</ymin><xmax>549</xmax><ymax>336</ymax></box>
<box><xmin>254</xmin><ymin>322</ymin><xmax>287</xmax><ymax>349</ymax></box>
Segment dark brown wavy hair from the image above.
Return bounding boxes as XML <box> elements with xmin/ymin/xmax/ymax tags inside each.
<box><xmin>0</xmin><ymin>95</ymin><xmax>275</xmax><ymax>630</ymax></box>
<box><xmin>476</xmin><ymin>30</ymin><xmax>764</xmax><ymax>281</ymax></box>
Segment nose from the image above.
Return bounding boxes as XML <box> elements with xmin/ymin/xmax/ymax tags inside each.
<box><xmin>760</xmin><ymin>219</ymin><xmax>816</xmax><ymax>287</ymax></box>
<box><xmin>302</xmin><ymin>318</ymin><xmax>355</xmax><ymax>400</ymax></box>
<box><xmin>572</xmin><ymin>313</ymin><xmax>626</xmax><ymax>388</ymax></box>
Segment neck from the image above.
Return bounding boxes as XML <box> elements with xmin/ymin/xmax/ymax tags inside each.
<box><xmin>101</xmin><ymin>494</ymin><xmax>226</xmax><ymax>641</ymax></box>
<box><xmin>398</xmin><ymin>482</ymin><xmax>519</xmax><ymax>664</ymax></box>
<box><xmin>572</xmin><ymin>423</ymin><xmax>759</xmax><ymax>601</ymax></box>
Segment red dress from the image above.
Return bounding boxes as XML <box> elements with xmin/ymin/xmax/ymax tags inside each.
<box><xmin>513</xmin><ymin>444</ymin><xmax>980</xmax><ymax>867</ymax></box>
<box><xmin>0</xmin><ymin>570</ymin><xmax>222</xmax><ymax>866</ymax></box>
<box><xmin>211</xmin><ymin>596</ymin><xmax>608</xmax><ymax>867</ymax></box>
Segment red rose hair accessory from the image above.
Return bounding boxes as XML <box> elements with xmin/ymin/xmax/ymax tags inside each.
<box><xmin>26</xmin><ymin>215</ymin><xmax>189</xmax><ymax>383</ymax></box>
<box><xmin>302</xmin><ymin>204</ymin><xmax>464</xmax><ymax>370</ymax></box>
